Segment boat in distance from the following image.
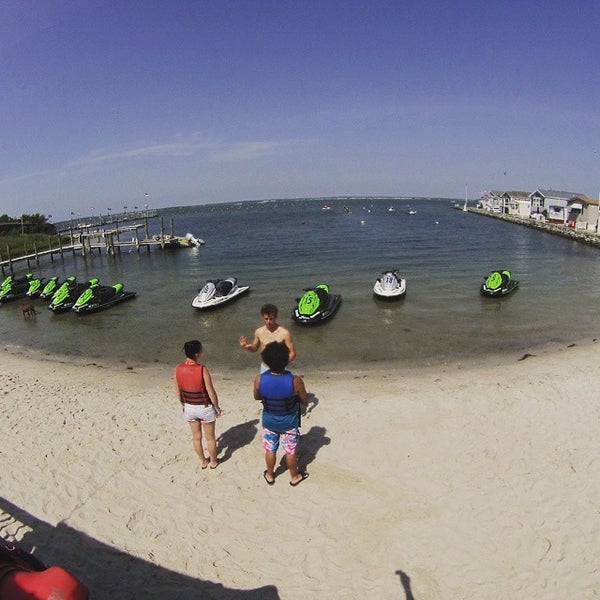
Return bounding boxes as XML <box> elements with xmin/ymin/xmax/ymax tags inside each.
<box><xmin>480</xmin><ymin>269</ymin><xmax>519</xmax><ymax>297</ymax></box>
<box><xmin>373</xmin><ymin>269</ymin><xmax>407</xmax><ymax>299</ymax></box>
<box><xmin>192</xmin><ymin>277</ymin><xmax>250</xmax><ymax>309</ymax></box>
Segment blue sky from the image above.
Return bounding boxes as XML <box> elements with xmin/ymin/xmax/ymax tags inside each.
<box><xmin>2</xmin><ymin>1</ymin><xmax>599</xmax><ymax>221</ymax></box>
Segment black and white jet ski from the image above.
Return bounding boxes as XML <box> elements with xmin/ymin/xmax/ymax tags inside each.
<box><xmin>480</xmin><ymin>269</ymin><xmax>519</xmax><ymax>297</ymax></box>
<box><xmin>291</xmin><ymin>284</ymin><xmax>342</xmax><ymax>325</ymax></box>
<box><xmin>373</xmin><ymin>269</ymin><xmax>407</xmax><ymax>299</ymax></box>
<box><xmin>72</xmin><ymin>282</ymin><xmax>136</xmax><ymax>313</ymax></box>
<box><xmin>191</xmin><ymin>277</ymin><xmax>250</xmax><ymax>309</ymax></box>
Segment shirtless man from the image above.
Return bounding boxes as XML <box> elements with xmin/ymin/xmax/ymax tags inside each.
<box><xmin>239</xmin><ymin>303</ymin><xmax>296</xmax><ymax>369</ymax></box>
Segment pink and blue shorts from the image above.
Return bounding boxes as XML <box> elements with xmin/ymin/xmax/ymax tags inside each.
<box><xmin>262</xmin><ymin>427</ymin><xmax>299</xmax><ymax>455</ymax></box>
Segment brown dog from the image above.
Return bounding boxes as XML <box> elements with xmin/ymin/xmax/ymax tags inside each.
<box><xmin>21</xmin><ymin>302</ymin><xmax>36</xmax><ymax>317</ymax></box>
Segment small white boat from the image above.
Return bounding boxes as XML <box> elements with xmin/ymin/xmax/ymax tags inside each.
<box><xmin>408</xmin><ymin>209</ymin><xmax>417</xmax><ymax>215</ymax></box>
<box><xmin>192</xmin><ymin>277</ymin><xmax>250</xmax><ymax>309</ymax></box>
<box><xmin>180</xmin><ymin>232</ymin><xmax>205</xmax><ymax>247</ymax></box>
<box><xmin>373</xmin><ymin>270</ymin><xmax>407</xmax><ymax>299</ymax></box>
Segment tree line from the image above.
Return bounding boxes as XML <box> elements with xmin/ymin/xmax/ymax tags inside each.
<box><xmin>0</xmin><ymin>213</ymin><xmax>56</xmax><ymax>236</ymax></box>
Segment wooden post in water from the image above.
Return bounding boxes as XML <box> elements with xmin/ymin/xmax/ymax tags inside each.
<box><xmin>115</xmin><ymin>219</ymin><xmax>121</xmax><ymax>253</ymax></box>
<box><xmin>170</xmin><ymin>217</ymin><xmax>175</xmax><ymax>236</ymax></box>
<box><xmin>159</xmin><ymin>217</ymin><xmax>165</xmax><ymax>248</ymax></box>
<box><xmin>34</xmin><ymin>242</ymin><xmax>40</xmax><ymax>267</ymax></box>
<box><xmin>144</xmin><ymin>217</ymin><xmax>150</xmax><ymax>252</ymax></box>
<box><xmin>6</xmin><ymin>245</ymin><xmax>13</xmax><ymax>274</ymax></box>
<box><xmin>48</xmin><ymin>237</ymin><xmax>54</xmax><ymax>263</ymax></box>
<box><xmin>23</xmin><ymin>240</ymin><xmax>31</xmax><ymax>269</ymax></box>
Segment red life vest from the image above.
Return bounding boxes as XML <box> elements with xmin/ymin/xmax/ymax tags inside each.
<box><xmin>175</xmin><ymin>360</ymin><xmax>211</xmax><ymax>405</ymax></box>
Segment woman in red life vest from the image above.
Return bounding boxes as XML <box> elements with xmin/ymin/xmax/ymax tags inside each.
<box><xmin>0</xmin><ymin>538</ymin><xmax>89</xmax><ymax>600</ymax></box>
<box><xmin>174</xmin><ymin>340</ymin><xmax>222</xmax><ymax>469</ymax></box>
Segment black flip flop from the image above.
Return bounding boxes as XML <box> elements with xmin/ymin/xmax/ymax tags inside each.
<box><xmin>263</xmin><ymin>470</ymin><xmax>275</xmax><ymax>485</ymax></box>
<box><xmin>290</xmin><ymin>472</ymin><xmax>309</xmax><ymax>487</ymax></box>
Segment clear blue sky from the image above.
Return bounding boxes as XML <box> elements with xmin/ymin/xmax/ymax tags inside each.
<box><xmin>2</xmin><ymin>1</ymin><xmax>599</xmax><ymax>220</ymax></box>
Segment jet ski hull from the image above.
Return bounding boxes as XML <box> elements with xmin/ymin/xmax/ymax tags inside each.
<box><xmin>481</xmin><ymin>280</ymin><xmax>519</xmax><ymax>297</ymax></box>
<box><xmin>192</xmin><ymin>278</ymin><xmax>250</xmax><ymax>309</ymax></box>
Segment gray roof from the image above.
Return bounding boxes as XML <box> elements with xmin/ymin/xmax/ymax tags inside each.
<box><xmin>535</xmin><ymin>189</ymin><xmax>588</xmax><ymax>200</ymax></box>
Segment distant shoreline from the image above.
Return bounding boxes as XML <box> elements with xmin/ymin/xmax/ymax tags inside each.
<box><xmin>465</xmin><ymin>206</ymin><xmax>600</xmax><ymax>248</ymax></box>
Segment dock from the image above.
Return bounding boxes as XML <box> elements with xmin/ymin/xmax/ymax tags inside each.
<box><xmin>0</xmin><ymin>213</ymin><xmax>203</xmax><ymax>275</ymax></box>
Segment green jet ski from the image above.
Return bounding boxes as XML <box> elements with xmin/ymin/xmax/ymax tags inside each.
<box><xmin>38</xmin><ymin>276</ymin><xmax>61</xmax><ymax>300</ymax></box>
<box><xmin>0</xmin><ymin>273</ymin><xmax>33</xmax><ymax>302</ymax></box>
<box><xmin>48</xmin><ymin>277</ymin><xmax>99</xmax><ymax>312</ymax></box>
<box><xmin>72</xmin><ymin>282</ymin><xmax>136</xmax><ymax>314</ymax></box>
<box><xmin>291</xmin><ymin>283</ymin><xmax>342</xmax><ymax>325</ymax></box>
<box><xmin>480</xmin><ymin>269</ymin><xmax>519</xmax><ymax>297</ymax></box>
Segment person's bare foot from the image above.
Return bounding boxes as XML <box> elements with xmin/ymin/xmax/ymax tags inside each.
<box><xmin>209</xmin><ymin>460</ymin><xmax>219</xmax><ymax>469</ymax></box>
<box><xmin>201</xmin><ymin>458</ymin><xmax>210</xmax><ymax>469</ymax></box>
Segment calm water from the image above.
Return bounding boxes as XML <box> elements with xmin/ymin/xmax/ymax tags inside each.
<box><xmin>2</xmin><ymin>198</ymin><xmax>599</xmax><ymax>371</ymax></box>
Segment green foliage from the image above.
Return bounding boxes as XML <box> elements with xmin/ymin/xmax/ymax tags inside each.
<box><xmin>0</xmin><ymin>213</ymin><xmax>56</xmax><ymax>236</ymax></box>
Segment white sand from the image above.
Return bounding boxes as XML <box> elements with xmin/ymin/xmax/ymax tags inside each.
<box><xmin>0</xmin><ymin>341</ymin><xmax>598</xmax><ymax>599</ymax></box>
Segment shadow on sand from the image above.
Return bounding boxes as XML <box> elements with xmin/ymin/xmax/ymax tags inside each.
<box><xmin>396</xmin><ymin>569</ymin><xmax>416</xmax><ymax>600</ymax></box>
<box><xmin>274</xmin><ymin>422</ymin><xmax>331</xmax><ymax>477</ymax></box>
<box><xmin>217</xmin><ymin>418</ymin><xmax>260</xmax><ymax>464</ymax></box>
<box><xmin>0</xmin><ymin>497</ymin><xmax>280</xmax><ymax>599</ymax></box>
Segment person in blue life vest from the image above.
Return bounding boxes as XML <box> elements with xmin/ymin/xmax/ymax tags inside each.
<box><xmin>253</xmin><ymin>341</ymin><xmax>309</xmax><ymax>486</ymax></box>
<box><xmin>174</xmin><ymin>340</ymin><xmax>222</xmax><ymax>469</ymax></box>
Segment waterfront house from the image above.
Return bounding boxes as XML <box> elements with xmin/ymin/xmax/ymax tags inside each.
<box><xmin>566</xmin><ymin>195</ymin><xmax>600</xmax><ymax>231</ymax></box>
<box><xmin>478</xmin><ymin>191</ymin><xmax>504</xmax><ymax>213</ymax></box>
<box><xmin>528</xmin><ymin>189</ymin><xmax>590</xmax><ymax>225</ymax></box>
<box><xmin>500</xmin><ymin>191</ymin><xmax>530</xmax><ymax>217</ymax></box>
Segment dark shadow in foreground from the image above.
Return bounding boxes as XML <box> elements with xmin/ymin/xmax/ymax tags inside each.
<box><xmin>0</xmin><ymin>496</ymin><xmax>280</xmax><ymax>600</ymax></box>
<box><xmin>396</xmin><ymin>569</ymin><xmax>416</xmax><ymax>600</ymax></box>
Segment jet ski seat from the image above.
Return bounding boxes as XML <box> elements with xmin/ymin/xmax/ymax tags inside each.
<box><xmin>216</xmin><ymin>279</ymin><xmax>234</xmax><ymax>296</ymax></box>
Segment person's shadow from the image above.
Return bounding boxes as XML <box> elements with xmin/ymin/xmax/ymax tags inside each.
<box><xmin>217</xmin><ymin>419</ymin><xmax>259</xmax><ymax>464</ymax></box>
<box><xmin>275</xmin><ymin>424</ymin><xmax>331</xmax><ymax>476</ymax></box>
<box><xmin>303</xmin><ymin>393</ymin><xmax>319</xmax><ymax>417</ymax></box>
<box><xmin>396</xmin><ymin>569</ymin><xmax>416</xmax><ymax>600</ymax></box>
<box><xmin>0</xmin><ymin>496</ymin><xmax>280</xmax><ymax>599</ymax></box>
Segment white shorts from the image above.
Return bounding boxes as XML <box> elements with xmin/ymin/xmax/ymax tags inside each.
<box><xmin>184</xmin><ymin>403</ymin><xmax>217</xmax><ymax>423</ymax></box>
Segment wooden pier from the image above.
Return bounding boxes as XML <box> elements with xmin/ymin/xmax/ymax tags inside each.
<box><xmin>0</xmin><ymin>213</ymin><xmax>202</xmax><ymax>275</ymax></box>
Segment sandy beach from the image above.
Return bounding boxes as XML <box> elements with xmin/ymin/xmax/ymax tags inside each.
<box><xmin>1</xmin><ymin>340</ymin><xmax>598</xmax><ymax>599</ymax></box>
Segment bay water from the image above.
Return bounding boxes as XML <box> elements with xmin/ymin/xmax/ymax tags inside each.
<box><xmin>2</xmin><ymin>198</ymin><xmax>599</xmax><ymax>372</ymax></box>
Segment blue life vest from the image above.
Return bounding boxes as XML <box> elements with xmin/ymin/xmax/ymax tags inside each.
<box><xmin>259</xmin><ymin>371</ymin><xmax>297</xmax><ymax>415</ymax></box>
